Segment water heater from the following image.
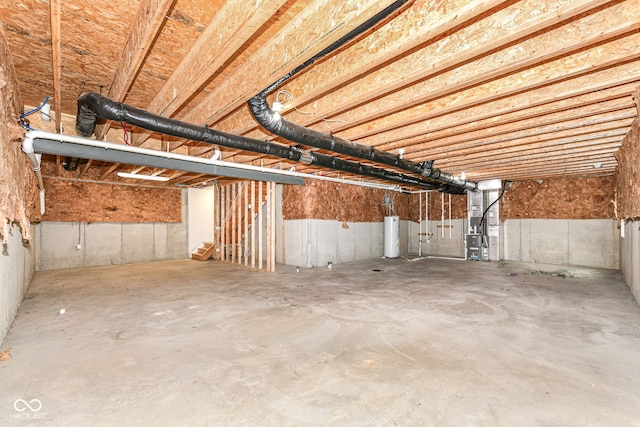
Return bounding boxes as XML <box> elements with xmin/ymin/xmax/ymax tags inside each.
<box><xmin>384</xmin><ymin>216</ymin><xmax>400</xmax><ymax>258</ymax></box>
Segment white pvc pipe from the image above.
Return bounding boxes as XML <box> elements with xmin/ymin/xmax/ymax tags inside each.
<box><xmin>21</xmin><ymin>135</ymin><xmax>46</xmax><ymax>215</ymax></box>
<box><xmin>441</xmin><ymin>192</ymin><xmax>445</xmax><ymax>238</ymax></box>
<box><xmin>449</xmin><ymin>193</ymin><xmax>452</xmax><ymax>240</ymax></box>
<box><xmin>418</xmin><ymin>190</ymin><xmax>422</xmax><ymax>257</ymax></box>
<box><xmin>427</xmin><ymin>256</ymin><xmax>466</xmax><ymax>261</ymax></box>
<box><xmin>23</xmin><ymin>130</ymin><xmax>404</xmax><ymax>192</ymax></box>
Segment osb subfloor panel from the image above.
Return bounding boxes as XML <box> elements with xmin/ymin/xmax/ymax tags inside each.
<box><xmin>1</xmin><ymin>258</ymin><xmax>640</xmax><ymax>426</ymax></box>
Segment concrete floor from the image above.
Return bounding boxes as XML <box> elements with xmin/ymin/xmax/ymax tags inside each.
<box><xmin>1</xmin><ymin>258</ymin><xmax>640</xmax><ymax>426</ymax></box>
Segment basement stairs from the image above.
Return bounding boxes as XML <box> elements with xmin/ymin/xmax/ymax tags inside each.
<box><xmin>191</xmin><ymin>242</ymin><xmax>215</xmax><ymax>261</ymax></box>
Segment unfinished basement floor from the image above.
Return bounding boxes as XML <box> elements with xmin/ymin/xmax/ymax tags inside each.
<box><xmin>1</xmin><ymin>258</ymin><xmax>640</xmax><ymax>426</ymax></box>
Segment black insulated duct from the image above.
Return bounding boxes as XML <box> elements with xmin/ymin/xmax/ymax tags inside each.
<box><xmin>75</xmin><ymin>92</ymin><xmax>450</xmax><ymax>191</ymax></box>
<box><xmin>247</xmin><ymin>0</ymin><xmax>477</xmax><ymax>193</ymax></box>
<box><xmin>248</xmin><ymin>96</ymin><xmax>476</xmax><ymax>193</ymax></box>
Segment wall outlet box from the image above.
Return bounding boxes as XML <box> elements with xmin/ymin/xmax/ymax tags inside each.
<box><xmin>76</xmin><ymin>244</ymin><xmax>82</xmax><ymax>250</ymax></box>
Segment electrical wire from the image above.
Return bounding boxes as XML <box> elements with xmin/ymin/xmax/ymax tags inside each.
<box><xmin>19</xmin><ymin>96</ymin><xmax>50</xmax><ymax>130</ymax></box>
<box><xmin>122</xmin><ymin>121</ymin><xmax>130</xmax><ymax>145</ymax></box>
<box><xmin>480</xmin><ymin>181</ymin><xmax>506</xmax><ymax>237</ymax></box>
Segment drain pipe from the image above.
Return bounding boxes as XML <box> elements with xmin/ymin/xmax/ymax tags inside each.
<box><xmin>246</xmin><ymin>0</ymin><xmax>476</xmax><ymax>193</ymax></box>
<box><xmin>21</xmin><ymin>136</ymin><xmax>46</xmax><ymax>215</ymax></box>
<box><xmin>75</xmin><ymin>92</ymin><xmax>446</xmax><ymax>191</ymax></box>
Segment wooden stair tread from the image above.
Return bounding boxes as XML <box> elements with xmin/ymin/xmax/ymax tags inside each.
<box><xmin>191</xmin><ymin>242</ymin><xmax>216</xmax><ymax>261</ymax></box>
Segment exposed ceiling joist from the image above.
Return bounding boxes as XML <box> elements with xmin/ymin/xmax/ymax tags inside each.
<box><xmin>131</xmin><ymin>0</ymin><xmax>290</xmax><ymax>146</ymax></box>
<box><xmin>3</xmin><ymin>0</ymin><xmax>639</xmax><ymax>188</ymax></box>
<box><xmin>181</xmin><ymin>0</ymin><xmax>408</xmax><ymax>127</ymax></box>
<box><xmin>94</xmin><ymin>0</ymin><xmax>176</xmax><ymax>140</ymax></box>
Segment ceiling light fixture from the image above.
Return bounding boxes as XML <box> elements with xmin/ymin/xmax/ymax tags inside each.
<box><xmin>117</xmin><ymin>172</ymin><xmax>170</xmax><ymax>182</ymax></box>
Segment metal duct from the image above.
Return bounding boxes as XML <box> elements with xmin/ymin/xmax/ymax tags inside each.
<box><xmin>247</xmin><ymin>0</ymin><xmax>477</xmax><ymax>193</ymax></box>
<box><xmin>75</xmin><ymin>92</ymin><xmax>446</xmax><ymax>191</ymax></box>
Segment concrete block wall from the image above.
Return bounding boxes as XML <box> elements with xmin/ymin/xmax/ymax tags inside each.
<box><xmin>37</xmin><ymin>192</ymin><xmax>188</xmax><ymax>271</ymax></box>
<box><xmin>501</xmin><ymin>218</ymin><xmax>619</xmax><ymax>269</ymax></box>
<box><xmin>1</xmin><ymin>224</ymin><xmax>36</xmax><ymax>345</ymax></box>
<box><xmin>407</xmin><ymin>219</ymin><xmax>466</xmax><ymax>258</ymax></box>
<box><xmin>36</xmin><ymin>221</ymin><xmax>188</xmax><ymax>271</ymax></box>
<box><xmin>283</xmin><ymin>219</ymin><xmax>384</xmax><ymax>268</ymax></box>
<box><xmin>621</xmin><ymin>220</ymin><xmax>640</xmax><ymax>305</ymax></box>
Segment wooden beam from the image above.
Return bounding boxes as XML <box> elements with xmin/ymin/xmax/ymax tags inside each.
<box><xmin>471</xmin><ymin>159</ymin><xmax>618</xmax><ymax>180</ymax></box>
<box><xmin>78</xmin><ymin>159</ymin><xmax>93</xmax><ymax>178</ymax></box>
<box><xmin>258</xmin><ymin>181</ymin><xmax>263</xmax><ymax>270</ymax></box>
<box><xmin>237</xmin><ymin>182</ymin><xmax>243</xmax><ymax>264</ymax></box>
<box><xmin>181</xmin><ymin>0</ymin><xmax>406</xmax><ymax>128</ymax></box>
<box><xmin>131</xmin><ymin>0</ymin><xmax>289</xmax><ymax>146</ymax></box>
<box><xmin>410</xmin><ymin>118</ymin><xmax>633</xmax><ymax>160</ymax></box>
<box><xmin>407</xmin><ymin>107</ymin><xmax>636</xmax><ymax>157</ymax></box>
<box><xmin>213</xmin><ymin>184</ymin><xmax>220</xmax><ymax>260</ymax></box>
<box><xmin>231</xmin><ymin>183</ymin><xmax>236</xmax><ymax>264</ymax></box>
<box><xmin>220</xmin><ymin>185</ymin><xmax>225</xmax><ymax>261</ymax></box>
<box><xmin>445</xmin><ymin>138</ymin><xmax>623</xmax><ymax>169</ymax></box>
<box><xmin>215</xmin><ymin>0</ymin><xmax>511</xmax><ymax>135</ymax></box>
<box><xmin>266</xmin><ymin>182</ymin><xmax>272</xmax><ymax>272</ymax></box>
<box><xmin>251</xmin><ymin>181</ymin><xmax>256</xmax><ymax>268</ymax></box>
<box><xmin>460</xmin><ymin>143</ymin><xmax>622</xmax><ymax>171</ymax></box>
<box><xmin>372</xmin><ymin>85</ymin><xmax>637</xmax><ymax>151</ymax></box>
<box><xmin>224</xmin><ymin>185</ymin><xmax>229</xmax><ymax>261</ymax></box>
<box><xmin>244</xmin><ymin>183</ymin><xmax>249</xmax><ymax>267</ymax></box>
<box><xmin>415</xmin><ymin>130</ymin><xmax>629</xmax><ymax>175</ymax></box>
<box><xmin>171</xmin><ymin>173</ymin><xmax>206</xmax><ymax>185</ymax></box>
<box><xmin>270</xmin><ymin>182</ymin><xmax>276</xmax><ymax>273</ymax></box>
<box><xmin>326</xmin><ymin>14</ymin><xmax>640</xmax><ymax>137</ymax></box>
<box><xmin>50</xmin><ymin>0</ymin><xmax>62</xmax><ymax>133</ymax></box>
<box><xmin>343</xmin><ymin>49</ymin><xmax>640</xmax><ymax>147</ymax></box>
<box><xmin>95</xmin><ymin>0</ymin><xmax>175</xmax><ymax>140</ymax></box>
<box><xmin>100</xmin><ymin>163</ymin><xmax>120</xmax><ymax>180</ymax></box>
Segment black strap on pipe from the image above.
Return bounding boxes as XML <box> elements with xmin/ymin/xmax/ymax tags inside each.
<box><xmin>247</xmin><ymin>0</ymin><xmax>477</xmax><ymax>193</ymax></box>
<box><xmin>75</xmin><ymin>92</ymin><xmax>453</xmax><ymax>192</ymax></box>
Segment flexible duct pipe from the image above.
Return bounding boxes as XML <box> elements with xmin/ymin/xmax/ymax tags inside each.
<box><xmin>75</xmin><ymin>92</ymin><xmax>442</xmax><ymax>191</ymax></box>
<box><xmin>247</xmin><ymin>0</ymin><xmax>476</xmax><ymax>193</ymax></box>
<box><xmin>248</xmin><ymin>95</ymin><xmax>476</xmax><ymax>193</ymax></box>
<box><xmin>21</xmin><ymin>136</ymin><xmax>46</xmax><ymax>215</ymax></box>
